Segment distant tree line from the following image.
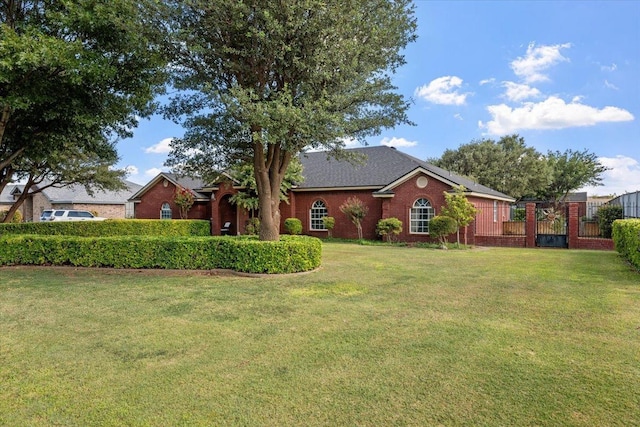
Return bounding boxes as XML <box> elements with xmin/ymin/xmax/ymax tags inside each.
<box><xmin>430</xmin><ymin>134</ymin><xmax>609</xmax><ymax>203</ymax></box>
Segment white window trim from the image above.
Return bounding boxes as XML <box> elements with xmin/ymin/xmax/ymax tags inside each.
<box><xmin>310</xmin><ymin>200</ymin><xmax>328</xmax><ymax>231</ymax></box>
<box><xmin>160</xmin><ymin>202</ymin><xmax>172</xmax><ymax>219</ymax></box>
<box><xmin>409</xmin><ymin>198</ymin><xmax>435</xmax><ymax>235</ymax></box>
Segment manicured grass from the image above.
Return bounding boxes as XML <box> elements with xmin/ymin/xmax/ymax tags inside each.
<box><xmin>1</xmin><ymin>244</ymin><xmax>638</xmax><ymax>426</ymax></box>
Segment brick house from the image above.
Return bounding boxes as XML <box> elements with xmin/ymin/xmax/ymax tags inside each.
<box><xmin>130</xmin><ymin>146</ymin><xmax>515</xmax><ymax>241</ymax></box>
<box><xmin>1</xmin><ymin>181</ymin><xmax>142</xmax><ymax>222</ymax></box>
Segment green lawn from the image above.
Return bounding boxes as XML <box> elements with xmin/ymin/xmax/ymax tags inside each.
<box><xmin>1</xmin><ymin>243</ymin><xmax>638</xmax><ymax>426</ymax></box>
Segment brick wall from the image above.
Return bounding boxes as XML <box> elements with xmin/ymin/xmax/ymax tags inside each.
<box><xmin>134</xmin><ymin>178</ymin><xmax>211</xmax><ymax>220</ymax></box>
<box><xmin>292</xmin><ymin>189</ymin><xmax>383</xmax><ymax>239</ymax></box>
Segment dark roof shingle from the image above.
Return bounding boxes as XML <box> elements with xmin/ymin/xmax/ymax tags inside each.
<box><xmin>298</xmin><ymin>146</ymin><xmax>514</xmax><ymax>200</ymax></box>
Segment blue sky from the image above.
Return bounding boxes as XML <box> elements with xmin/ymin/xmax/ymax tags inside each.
<box><xmin>119</xmin><ymin>1</ymin><xmax>639</xmax><ymax>197</ymax></box>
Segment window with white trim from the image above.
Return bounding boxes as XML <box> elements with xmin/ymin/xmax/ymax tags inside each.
<box><xmin>160</xmin><ymin>202</ymin><xmax>172</xmax><ymax>219</ymax></box>
<box><xmin>410</xmin><ymin>198</ymin><xmax>434</xmax><ymax>233</ymax></box>
<box><xmin>493</xmin><ymin>200</ymin><xmax>498</xmax><ymax>222</ymax></box>
<box><xmin>310</xmin><ymin>200</ymin><xmax>328</xmax><ymax>230</ymax></box>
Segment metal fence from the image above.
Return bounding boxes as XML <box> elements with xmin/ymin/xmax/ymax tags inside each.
<box><xmin>473</xmin><ymin>201</ymin><xmax>523</xmax><ymax>237</ymax></box>
<box><xmin>608</xmin><ymin>191</ymin><xmax>640</xmax><ymax>219</ymax></box>
<box><xmin>472</xmin><ymin>199</ymin><xmax>635</xmax><ymax>238</ymax></box>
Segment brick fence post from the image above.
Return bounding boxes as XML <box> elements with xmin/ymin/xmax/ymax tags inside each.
<box><xmin>567</xmin><ymin>202</ymin><xmax>579</xmax><ymax>249</ymax></box>
<box><xmin>525</xmin><ymin>202</ymin><xmax>536</xmax><ymax>248</ymax></box>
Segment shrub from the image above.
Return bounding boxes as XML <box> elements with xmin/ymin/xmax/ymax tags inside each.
<box><xmin>0</xmin><ymin>209</ymin><xmax>22</xmax><ymax>223</ymax></box>
<box><xmin>612</xmin><ymin>219</ymin><xmax>640</xmax><ymax>270</ymax></box>
<box><xmin>284</xmin><ymin>218</ymin><xmax>302</xmax><ymax>235</ymax></box>
<box><xmin>376</xmin><ymin>217</ymin><xmax>402</xmax><ymax>243</ymax></box>
<box><xmin>245</xmin><ymin>217</ymin><xmax>260</xmax><ymax>235</ymax></box>
<box><xmin>0</xmin><ymin>219</ymin><xmax>210</xmax><ymax>237</ymax></box>
<box><xmin>597</xmin><ymin>205</ymin><xmax>624</xmax><ymax>238</ymax></box>
<box><xmin>322</xmin><ymin>216</ymin><xmax>335</xmax><ymax>237</ymax></box>
<box><xmin>0</xmin><ymin>234</ymin><xmax>322</xmax><ymax>274</ymax></box>
<box><xmin>512</xmin><ymin>208</ymin><xmax>526</xmax><ymax>221</ymax></box>
<box><xmin>429</xmin><ymin>216</ymin><xmax>457</xmax><ymax>248</ymax></box>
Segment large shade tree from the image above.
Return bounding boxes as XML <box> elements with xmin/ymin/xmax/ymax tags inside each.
<box><xmin>163</xmin><ymin>0</ymin><xmax>417</xmax><ymax>240</ymax></box>
<box><xmin>432</xmin><ymin>134</ymin><xmax>550</xmax><ymax>200</ymax></box>
<box><xmin>0</xmin><ymin>0</ymin><xmax>167</xmax><ymax>221</ymax></box>
<box><xmin>540</xmin><ymin>149</ymin><xmax>609</xmax><ymax>206</ymax></box>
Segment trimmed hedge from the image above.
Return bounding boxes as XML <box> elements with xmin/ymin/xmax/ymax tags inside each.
<box><xmin>0</xmin><ymin>219</ymin><xmax>211</xmax><ymax>237</ymax></box>
<box><xmin>612</xmin><ymin>219</ymin><xmax>640</xmax><ymax>270</ymax></box>
<box><xmin>0</xmin><ymin>234</ymin><xmax>322</xmax><ymax>274</ymax></box>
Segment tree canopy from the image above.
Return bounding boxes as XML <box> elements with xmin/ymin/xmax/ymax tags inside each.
<box><xmin>432</xmin><ymin>135</ymin><xmax>608</xmax><ymax>202</ymax></box>
<box><xmin>432</xmin><ymin>135</ymin><xmax>550</xmax><ymax>200</ymax></box>
<box><xmin>163</xmin><ymin>0</ymin><xmax>417</xmax><ymax>240</ymax></box>
<box><xmin>0</xmin><ymin>0</ymin><xmax>167</xmax><ymax>221</ymax></box>
<box><xmin>540</xmin><ymin>149</ymin><xmax>609</xmax><ymax>205</ymax></box>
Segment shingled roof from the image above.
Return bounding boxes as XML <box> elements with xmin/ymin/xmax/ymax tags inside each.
<box><xmin>297</xmin><ymin>146</ymin><xmax>515</xmax><ymax>201</ymax></box>
<box><xmin>38</xmin><ymin>181</ymin><xmax>143</xmax><ymax>204</ymax></box>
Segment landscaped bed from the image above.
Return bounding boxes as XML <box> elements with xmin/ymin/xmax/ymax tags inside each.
<box><xmin>1</xmin><ymin>243</ymin><xmax>638</xmax><ymax>426</ymax></box>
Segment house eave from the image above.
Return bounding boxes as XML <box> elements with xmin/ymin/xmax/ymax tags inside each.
<box><xmin>293</xmin><ymin>185</ymin><xmax>383</xmax><ymax>192</ymax></box>
<box><xmin>465</xmin><ymin>192</ymin><xmax>516</xmax><ymax>203</ymax></box>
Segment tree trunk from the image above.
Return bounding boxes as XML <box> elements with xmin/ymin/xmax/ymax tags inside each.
<box><xmin>253</xmin><ymin>141</ymin><xmax>291</xmax><ymax>241</ymax></box>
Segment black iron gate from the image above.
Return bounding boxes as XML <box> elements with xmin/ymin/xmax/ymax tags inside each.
<box><xmin>535</xmin><ymin>204</ymin><xmax>568</xmax><ymax>248</ymax></box>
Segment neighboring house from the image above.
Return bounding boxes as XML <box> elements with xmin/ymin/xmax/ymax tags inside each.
<box><xmin>0</xmin><ymin>185</ymin><xmax>26</xmax><ymax>218</ymax></box>
<box><xmin>130</xmin><ymin>146</ymin><xmax>515</xmax><ymax>242</ymax></box>
<box><xmin>0</xmin><ymin>181</ymin><xmax>142</xmax><ymax>222</ymax></box>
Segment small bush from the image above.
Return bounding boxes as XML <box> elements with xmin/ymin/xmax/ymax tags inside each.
<box><xmin>284</xmin><ymin>218</ymin><xmax>302</xmax><ymax>235</ymax></box>
<box><xmin>0</xmin><ymin>210</ymin><xmax>22</xmax><ymax>223</ymax></box>
<box><xmin>612</xmin><ymin>219</ymin><xmax>640</xmax><ymax>270</ymax></box>
<box><xmin>429</xmin><ymin>216</ymin><xmax>457</xmax><ymax>248</ymax></box>
<box><xmin>512</xmin><ymin>208</ymin><xmax>526</xmax><ymax>221</ymax></box>
<box><xmin>597</xmin><ymin>205</ymin><xmax>624</xmax><ymax>238</ymax></box>
<box><xmin>322</xmin><ymin>216</ymin><xmax>335</xmax><ymax>237</ymax></box>
<box><xmin>0</xmin><ymin>234</ymin><xmax>322</xmax><ymax>274</ymax></box>
<box><xmin>376</xmin><ymin>217</ymin><xmax>402</xmax><ymax>243</ymax></box>
<box><xmin>245</xmin><ymin>217</ymin><xmax>260</xmax><ymax>235</ymax></box>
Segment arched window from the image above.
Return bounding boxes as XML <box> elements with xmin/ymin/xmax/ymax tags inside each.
<box><xmin>160</xmin><ymin>202</ymin><xmax>172</xmax><ymax>219</ymax></box>
<box><xmin>410</xmin><ymin>198</ymin><xmax>434</xmax><ymax>233</ymax></box>
<box><xmin>310</xmin><ymin>200</ymin><xmax>328</xmax><ymax>230</ymax></box>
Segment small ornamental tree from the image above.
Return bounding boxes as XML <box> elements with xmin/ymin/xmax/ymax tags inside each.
<box><xmin>340</xmin><ymin>197</ymin><xmax>369</xmax><ymax>240</ymax></box>
<box><xmin>322</xmin><ymin>216</ymin><xmax>335</xmax><ymax>237</ymax></box>
<box><xmin>430</xmin><ymin>215</ymin><xmax>457</xmax><ymax>249</ymax></box>
<box><xmin>284</xmin><ymin>218</ymin><xmax>303</xmax><ymax>235</ymax></box>
<box><xmin>376</xmin><ymin>217</ymin><xmax>402</xmax><ymax>243</ymax></box>
<box><xmin>174</xmin><ymin>187</ymin><xmax>195</xmax><ymax>219</ymax></box>
<box><xmin>440</xmin><ymin>185</ymin><xmax>479</xmax><ymax>246</ymax></box>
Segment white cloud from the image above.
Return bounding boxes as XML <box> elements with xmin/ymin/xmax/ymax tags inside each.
<box><xmin>480</xmin><ymin>96</ymin><xmax>634</xmax><ymax>134</ymax></box>
<box><xmin>454</xmin><ymin>113</ymin><xmax>463</xmax><ymax>121</ymax></box>
<box><xmin>414</xmin><ymin>76</ymin><xmax>470</xmax><ymax>106</ymax></box>
<box><xmin>124</xmin><ymin>165</ymin><xmax>139</xmax><ymax>176</ymax></box>
<box><xmin>510</xmin><ymin>42</ymin><xmax>571</xmax><ymax>83</ymax></box>
<box><xmin>380</xmin><ymin>137</ymin><xmax>418</xmax><ymax>148</ymax></box>
<box><xmin>600</xmin><ymin>63</ymin><xmax>617</xmax><ymax>72</ymax></box>
<box><xmin>479</xmin><ymin>78</ymin><xmax>495</xmax><ymax>86</ymax></box>
<box><xmin>580</xmin><ymin>155</ymin><xmax>640</xmax><ymax>196</ymax></box>
<box><xmin>502</xmin><ymin>81</ymin><xmax>541</xmax><ymax>102</ymax></box>
<box><xmin>604</xmin><ymin>80</ymin><xmax>619</xmax><ymax>90</ymax></box>
<box><xmin>144</xmin><ymin>137</ymin><xmax>174</xmax><ymax>154</ymax></box>
<box><xmin>145</xmin><ymin>167</ymin><xmax>167</xmax><ymax>177</ymax></box>
<box><xmin>304</xmin><ymin>137</ymin><xmax>361</xmax><ymax>152</ymax></box>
